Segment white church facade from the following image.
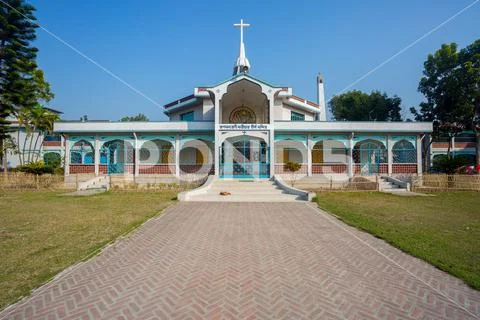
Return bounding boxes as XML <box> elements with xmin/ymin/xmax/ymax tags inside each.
<box><xmin>53</xmin><ymin>20</ymin><xmax>432</xmax><ymax>182</ymax></box>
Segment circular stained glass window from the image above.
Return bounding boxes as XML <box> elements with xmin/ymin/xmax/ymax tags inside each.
<box><xmin>229</xmin><ymin>106</ymin><xmax>256</xmax><ymax>123</ymax></box>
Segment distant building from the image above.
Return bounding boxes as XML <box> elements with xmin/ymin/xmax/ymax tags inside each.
<box><xmin>2</xmin><ymin>108</ymin><xmax>64</xmax><ymax>169</ymax></box>
<box><xmin>430</xmin><ymin>132</ymin><xmax>477</xmax><ymax>164</ymax></box>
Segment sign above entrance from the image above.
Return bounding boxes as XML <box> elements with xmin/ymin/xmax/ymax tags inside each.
<box><xmin>218</xmin><ymin>124</ymin><xmax>270</xmax><ymax>131</ymax></box>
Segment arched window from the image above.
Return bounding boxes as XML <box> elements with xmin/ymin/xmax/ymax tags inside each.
<box><xmin>353</xmin><ymin>140</ymin><xmax>387</xmax><ymax>164</ymax></box>
<box><xmin>393</xmin><ymin>140</ymin><xmax>416</xmax><ymax>163</ymax></box>
<box><xmin>229</xmin><ymin>106</ymin><xmax>256</xmax><ymax>123</ymax></box>
<box><xmin>70</xmin><ymin>140</ymin><xmax>94</xmax><ymax>164</ymax></box>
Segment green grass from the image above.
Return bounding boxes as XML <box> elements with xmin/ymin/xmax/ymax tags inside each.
<box><xmin>315</xmin><ymin>192</ymin><xmax>480</xmax><ymax>289</ymax></box>
<box><xmin>0</xmin><ymin>190</ymin><xmax>177</xmax><ymax>310</ymax></box>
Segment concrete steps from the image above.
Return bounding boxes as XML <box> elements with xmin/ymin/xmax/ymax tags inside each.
<box><xmin>187</xmin><ymin>179</ymin><xmax>305</xmax><ymax>202</ymax></box>
<box><xmin>78</xmin><ymin>175</ymin><xmax>110</xmax><ymax>191</ymax></box>
<box><xmin>379</xmin><ymin>177</ymin><xmax>408</xmax><ymax>193</ymax></box>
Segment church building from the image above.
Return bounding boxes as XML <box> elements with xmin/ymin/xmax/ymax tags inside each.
<box><xmin>53</xmin><ymin>20</ymin><xmax>433</xmax><ymax>184</ymax></box>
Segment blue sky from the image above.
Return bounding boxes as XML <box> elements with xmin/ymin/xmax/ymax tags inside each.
<box><xmin>30</xmin><ymin>0</ymin><xmax>479</xmax><ymax>121</ymax></box>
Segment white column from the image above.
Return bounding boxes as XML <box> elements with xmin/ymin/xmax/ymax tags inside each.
<box><xmin>307</xmin><ymin>134</ymin><xmax>312</xmax><ymax>176</ymax></box>
<box><xmin>224</xmin><ymin>138</ymin><xmax>233</xmax><ymax>176</ymax></box>
<box><xmin>94</xmin><ymin>135</ymin><xmax>100</xmax><ymax>176</ymax></box>
<box><xmin>251</xmin><ymin>140</ymin><xmax>260</xmax><ymax>176</ymax></box>
<box><xmin>133</xmin><ymin>133</ymin><xmax>139</xmax><ymax>177</ymax></box>
<box><xmin>387</xmin><ymin>135</ymin><xmax>393</xmax><ymax>176</ymax></box>
<box><xmin>64</xmin><ymin>135</ymin><xmax>70</xmax><ymax>176</ymax></box>
<box><xmin>427</xmin><ymin>134</ymin><xmax>432</xmax><ymax>171</ymax></box>
<box><xmin>268</xmin><ymin>94</ymin><xmax>275</xmax><ymax>178</ymax></box>
<box><xmin>269</xmin><ymin>130</ymin><xmax>275</xmax><ymax>177</ymax></box>
<box><xmin>175</xmin><ymin>134</ymin><xmax>180</xmax><ymax>177</ymax></box>
<box><xmin>348</xmin><ymin>133</ymin><xmax>354</xmax><ymax>178</ymax></box>
<box><xmin>214</xmin><ymin>96</ymin><xmax>221</xmax><ymax>177</ymax></box>
<box><xmin>60</xmin><ymin>135</ymin><xmax>65</xmax><ymax>161</ymax></box>
<box><xmin>417</xmin><ymin>135</ymin><xmax>423</xmax><ymax>176</ymax></box>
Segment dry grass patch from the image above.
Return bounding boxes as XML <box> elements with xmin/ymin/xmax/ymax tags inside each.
<box><xmin>0</xmin><ymin>190</ymin><xmax>177</xmax><ymax>309</ymax></box>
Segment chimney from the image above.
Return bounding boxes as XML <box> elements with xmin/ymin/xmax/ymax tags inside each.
<box><xmin>317</xmin><ymin>74</ymin><xmax>327</xmax><ymax>121</ymax></box>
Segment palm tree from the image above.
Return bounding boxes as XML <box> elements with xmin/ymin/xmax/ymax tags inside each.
<box><xmin>33</xmin><ymin>109</ymin><xmax>59</xmax><ymax>162</ymax></box>
<box><xmin>16</xmin><ymin>106</ymin><xmax>59</xmax><ymax>164</ymax></box>
<box><xmin>16</xmin><ymin>109</ymin><xmax>28</xmax><ymax>165</ymax></box>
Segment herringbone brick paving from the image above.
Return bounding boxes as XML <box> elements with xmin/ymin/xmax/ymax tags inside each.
<box><xmin>1</xmin><ymin>202</ymin><xmax>478</xmax><ymax>319</ymax></box>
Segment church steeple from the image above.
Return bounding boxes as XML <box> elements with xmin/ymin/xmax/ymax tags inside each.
<box><xmin>233</xmin><ymin>19</ymin><xmax>251</xmax><ymax>76</ymax></box>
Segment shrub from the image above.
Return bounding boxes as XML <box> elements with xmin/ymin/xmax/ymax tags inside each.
<box><xmin>44</xmin><ymin>153</ymin><xmax>62</xmax><ymax>169</ymax></box>
<box><xmin>284</xmin><ymin>161</ymin><xmax>302</xmax><ymax>187</ymax></box>
<box><xmin>285</xmin><ymin>161</ymin><xmax>301</xmax><ymax>173</ymax></box>
<box><xmin>16</xmin><ymin>161</ymin><xmax>51</xmax><ymax>175</ymax></box>
<box><xmin>432</xmin><ymin>155</ymin><xmax>470</xmax><ymax>174</ymax></box>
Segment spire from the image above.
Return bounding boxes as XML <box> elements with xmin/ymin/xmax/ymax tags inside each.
<box><xmin>233</xmin><ymin>19</ymin><xmax>251</xmax><ymax>75</ymax></box>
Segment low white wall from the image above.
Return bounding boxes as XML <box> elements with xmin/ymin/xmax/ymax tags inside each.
<box><xmin>178</xmin><ymin>175</ymin><xmax>216</xmax><ymax>201</ymax></box>
<box><xmin>273</xmin><ymin>175</ymin><xmax>315</xmax><ymax>201</ymax></box>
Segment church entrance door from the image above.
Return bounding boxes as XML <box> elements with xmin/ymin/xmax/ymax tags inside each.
<box><xmin>220</xmin><ymin>137</ymin><xmax>269</xmax><ymax>178</ymax></box>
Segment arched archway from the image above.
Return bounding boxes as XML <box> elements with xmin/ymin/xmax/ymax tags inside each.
<box><xmin>392</xmin><ymin>139</ymin><xmax>417</xmax><ymax>174</ymax></box>
<box><xmin>101</xmin><ymin>139</ymin><xmax>134</xmax><ymax>174</ymax></box>
<box><xmin>220</xmin><ymin>135</ymin><xmax>269</xmax><ymax>178</ymax></box>
<box><xmin>69</xmin><ymin>139</ymin><xmax>95</xmax><ymax>174</ymax></box>
<box><xmin>312</xmin><ymin>140</ymin><xmax>348</xmax><ymax>174</ymax></box>
<box><xmin>221</xmin><ymin>79</ymin><xmax>269</xmax><ymax>124</ymax></box>
<box><xmin>179</xmin><ymin>139</ymin><xmax>214</xmax><ymax>176</ymax></box>
<box><xmin>353</xmin><ymin>139</ymin><xmax>387</xmax><ymax>175</ymax></box>
<box><xmin>274</xmin><ymin>138</ymin><xmax>308</xmax><ymax>175</ymax></box>
<box><xmin>138</xmin><ymin>139</ymin><xmax>175</xmax><ymax>174</ymax></box>
<box><xmin>70</xmin><ymin>140</ymin><xmax>94</xmax><ymax>164</ymax></box>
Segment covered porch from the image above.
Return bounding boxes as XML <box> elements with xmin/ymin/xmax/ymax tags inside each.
<box><xmin>64</xmin><ymin>133</ymin><xmax>214</xmax><ymax>179</ymax></box>
<box><xmin>274</xmin><ymin>132</ymin><xmax>423</xmax><ymax>178</ymax></box>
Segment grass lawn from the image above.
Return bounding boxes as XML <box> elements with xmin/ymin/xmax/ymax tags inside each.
<box><xmin>0</xmin><ymin>190</ymin><xmax>177</xmax><ymax>310</ymax></box>
<box><xmin>315</xmin><ymin>192</ymin><xmax>480</xmax><ymax>289</ymax></box>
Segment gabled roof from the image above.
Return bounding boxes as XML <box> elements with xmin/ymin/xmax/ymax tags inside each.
<box><xmin>198</xmin><ymin>73</ymin><xmax>285</xmax><ymax>90</ymax></box>
<box><xmin>161</xmin><ymin>73</ymin><xmax>319</xmax><ymax>112</ymax></box>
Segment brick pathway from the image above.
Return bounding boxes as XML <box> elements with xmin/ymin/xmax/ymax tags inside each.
<box><xmin>1</xmin><ymin>202</ymin><xmax>479</xmax><ymax>319</ymax></box>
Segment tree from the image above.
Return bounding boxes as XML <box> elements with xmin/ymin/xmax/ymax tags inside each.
<box><xmin>329</xmin><ymin>90</ymin><xmax>403</xmax><ymax>121</ymax></box>
<box><xmin>15</xmin><ymin>67</ymin><xmax>55</xmax><ymax>164</ymax></box>
<box><xmin>16</xmin><ymin>106</ymin><xmax>59</xmax><ymax>164</ymax></box>
<box><xmin>411</xmin><ymin>40</ymin><xmax>480</xmax><ymax>166</ymax></box>
<box><xmin>120</xmin><ymin>113</ymin><xmax>149</xmax><ymax>122</ymax></box>
<box><xmin>0</xmin><ymin>0</ymin><xmax>39</xmax><ymax>169</ymax></box>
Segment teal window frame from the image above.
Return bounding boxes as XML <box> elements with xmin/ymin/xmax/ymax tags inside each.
<box><xmin>180</xmin><ymin>111</ymin><xmax>195</xmax><ymax>121</ymax></box>
<box><xmin>291</xmin><ymin>111</ymin><xmax>305</xmax><ymax>121</ymax></box>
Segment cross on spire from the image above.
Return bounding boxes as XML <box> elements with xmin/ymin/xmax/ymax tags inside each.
<box><xmin>234</xmin><ymin>19</ymin><xmax>250</xmax><ymax>45</ymax></box>
<box><xmin>233</xmin><ymin>18</ymin><xmax>251</xmax><ymax>75</ymax></box>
